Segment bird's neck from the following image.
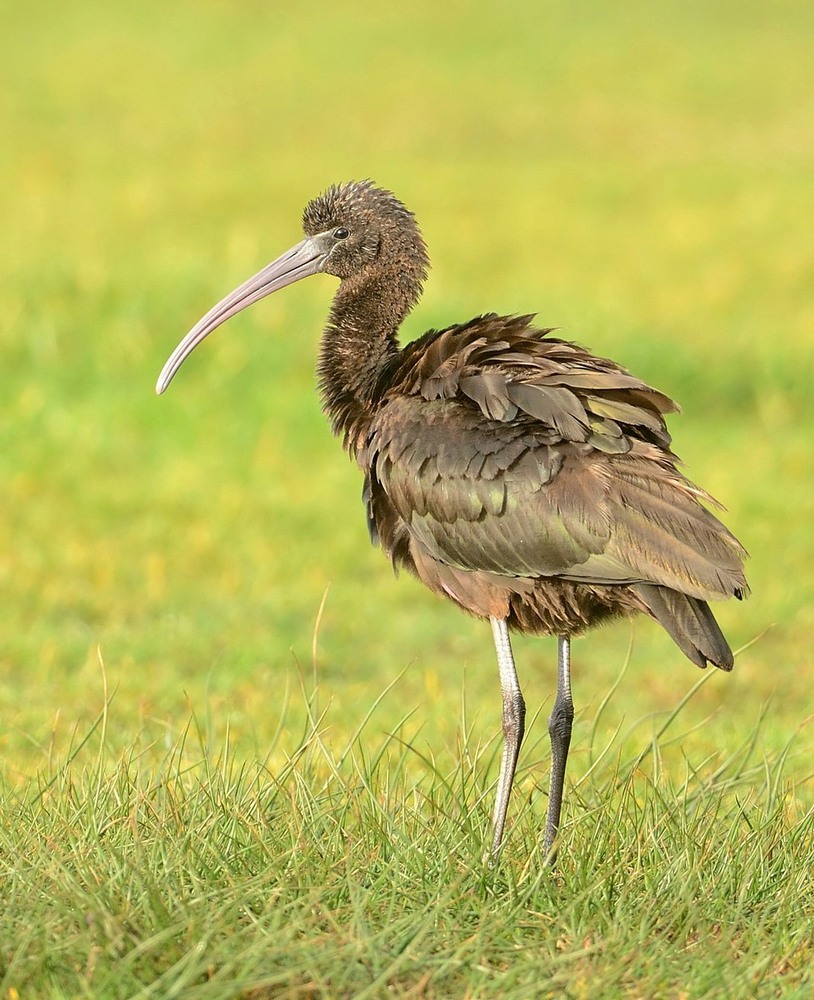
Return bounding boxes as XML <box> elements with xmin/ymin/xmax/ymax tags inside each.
<box><xmin>317</xmin><ymin>265</ymin><xmax>421</xmax><ymax>453</ymax></box>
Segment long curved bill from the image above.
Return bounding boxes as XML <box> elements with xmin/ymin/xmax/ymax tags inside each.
<box><xmin>156</xmin><ymin>236</ymin><xmax>328</xmax><ymax>394</ymax></box>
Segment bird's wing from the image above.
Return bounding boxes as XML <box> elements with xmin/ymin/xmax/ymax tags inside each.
<box><xmin>381</xmin><ymin>313</ymin><xmax>678</xmax><ymax>451</ymax></box>
<box><xmin>366</xmin><ymin>316</ymin><xmax>747</xmax><ymax>600</ymax></box>
<box><xmin>370</xmin><ymin>396</ymin><xmax>618</xmax><ymax>579</ymax></box>
<box><xmin>599</xmin><ymin>447</ymin><xmax>748</xmax><ymax>598</ymax></box>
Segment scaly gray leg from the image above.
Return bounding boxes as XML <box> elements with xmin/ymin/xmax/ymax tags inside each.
<box><xmin>544</xmin><ymin>636</ymin><xmax>574</xmax><ymax>861</ymax></box>
<box><xmin>489</xmin><ymin>617</ymin><xmax>526</xmax><ymax>858</ymax></box>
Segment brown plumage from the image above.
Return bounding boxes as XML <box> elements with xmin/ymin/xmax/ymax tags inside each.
<box><xmin>157</xmin><ymin>179</ymin><xmax>748</xmax><ymax>862</ymax></box>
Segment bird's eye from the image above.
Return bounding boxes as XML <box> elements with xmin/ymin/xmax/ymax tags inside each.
<box><xmin>333</xmin><ymin>227</ymin><xmax>349</xmax><ymax>240</ymax></box>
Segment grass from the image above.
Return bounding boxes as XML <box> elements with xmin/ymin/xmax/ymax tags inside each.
<box><xmin>2</xmin><ymin>670</ymin><xmax>812</xmax><ymax>998</ymax></box>
<box><xmin>2</xmin><ymin>0</ymin><xmax>813</xmax><ymax>996</ymax></box>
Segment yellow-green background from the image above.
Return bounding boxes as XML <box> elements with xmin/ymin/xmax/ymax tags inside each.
<box><xmin>3</xmin><ymin>0</ymin><xmax>810</xmax><ymax>764</ymax></box>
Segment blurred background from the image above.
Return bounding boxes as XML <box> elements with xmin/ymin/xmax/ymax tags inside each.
<box><xmin>1</xmin><ymin>0</ymin><xmax>811</xmax><ymax>782</ymax></box>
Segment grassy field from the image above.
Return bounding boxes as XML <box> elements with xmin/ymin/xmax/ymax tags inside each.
<box><xmin>2</xmin><ymin>0</ymin><xmax>813</xmax><ymax>996</ymax></box>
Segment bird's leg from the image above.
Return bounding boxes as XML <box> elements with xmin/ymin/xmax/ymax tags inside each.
<box><xmin>488</xmin><ymin>616</ymin><xmax>526</xmax><ymax>859</ymax></box>
<box><xmin>544</xmin><ymin>636</ymin><xmax>574</xmax><ymax>862</ymax></box>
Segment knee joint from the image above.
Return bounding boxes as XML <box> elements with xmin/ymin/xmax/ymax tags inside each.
<box><xmin>503</xmin><ymin>691</ymin><xmax>526</xmax><ymax>740</ymax></box>
<box><xmin>548</xmin><ymin>700</ymin><xmax>574</xmax><ymax>740</ymax></box>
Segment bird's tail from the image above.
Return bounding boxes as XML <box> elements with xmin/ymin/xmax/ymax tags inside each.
<box><xmin>632</xmin><ymin>583</ymin><xmax>734</xmax><ymax>671</ymax></box>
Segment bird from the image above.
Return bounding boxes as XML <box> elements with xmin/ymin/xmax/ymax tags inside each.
<box><xmin>157</xmin><ymin>179</ymin><xmax>748</xmax><ymax>862</ymax></box>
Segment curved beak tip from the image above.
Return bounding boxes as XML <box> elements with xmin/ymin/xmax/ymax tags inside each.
<box><xmin>154</xmin><ymin>365</ymin><xmax>173</xmax><ymax>395</ymax></box>
<box><xmin>154</xmin><ymin>236</ymin><xmax>326</xmax><ymax>397</ymax></box>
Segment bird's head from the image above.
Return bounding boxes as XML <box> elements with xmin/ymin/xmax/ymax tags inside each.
<box><xmin>302</xmin><ymin>179</ymin><xmax>427</xmax><ymax>282</ymax></box>
<box><xmin>156</xmin><ymin>180</ymin><xmax>427</xmax><ymax>394</ymax></box>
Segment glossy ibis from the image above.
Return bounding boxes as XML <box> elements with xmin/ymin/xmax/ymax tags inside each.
<box><xmin>157</xmin><ymin>180</ymin><xmax>748</xmax><ymax>861</ymax></box>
